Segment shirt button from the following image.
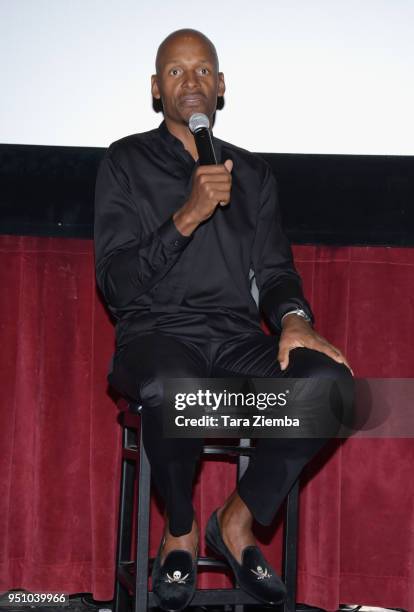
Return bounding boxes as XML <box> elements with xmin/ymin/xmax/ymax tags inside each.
<box><xmin>173</xmin><ymin>240</ymin><xmax>179</xmax><ymax>247</ymax></box>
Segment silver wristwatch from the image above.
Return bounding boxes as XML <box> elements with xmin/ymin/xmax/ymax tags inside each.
<box><xmin>281</xmin><ymin>308</ymin><xmax>312</xmax><ymax>324</ymax></box>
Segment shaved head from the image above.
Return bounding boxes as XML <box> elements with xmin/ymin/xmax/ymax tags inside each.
<box><xmin>151</xmin><ymin>28</ymin><xmax>225</xmax><ymax>133</ymax></box>
<box><xmin>155</xmin><ymin>28</ymin><xmax>219</xmax><ymax>75</ymax></box>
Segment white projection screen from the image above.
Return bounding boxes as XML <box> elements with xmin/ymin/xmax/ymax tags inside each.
<box><xmin>1</xmin><ymin>0</ymin><xmax>413</xmax><ymax>154</ymax></box>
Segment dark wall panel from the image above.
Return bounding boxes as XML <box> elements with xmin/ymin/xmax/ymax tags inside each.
<box><xmin>1</xmin><ymin>143</ymin><xmax>413</xmax><ymax>245</ymax></box>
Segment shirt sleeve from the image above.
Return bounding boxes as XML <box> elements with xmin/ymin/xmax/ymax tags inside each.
<box><xmin>251</xmin><ymin>163</ymin><xmax>314</xmax><ymax>332</ymax></box>
<box><xmin>94</xmin><ymin>149</ymin><xmax>192</xmax><ymax>310</ymax></box>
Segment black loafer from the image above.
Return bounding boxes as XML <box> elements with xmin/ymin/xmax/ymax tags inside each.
<box><xmin>205</xmin><ymin>509</ymin><xmax>287</xmax><ymax>606</ymax></box>
<box><xmin>151</xmin><ymin>537</ymin><xmax>197</xmax><ymax>612</ymax></box>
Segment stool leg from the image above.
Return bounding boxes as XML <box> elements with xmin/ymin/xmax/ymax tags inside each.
<box><xmin>234</xmin><ymin>439</ymin><xmax>251</xmax><ymax>612</ymax></box>
<box><xmin>114</xmin><ymin>423</ymin><xmax>137</xmax><ymax>612</ymax></box>
<box><xmin>134</xmin><ymin>423</ymin><xmax>151</xmax><ymax>612</ymax></box>
<box><xmin>283</xmin><ymin>479</ymin><xmax>300</xmax><ymax>612</ymax></box>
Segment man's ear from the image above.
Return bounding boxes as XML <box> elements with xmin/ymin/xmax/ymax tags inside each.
<box><xmin>151</xmin><ymin>74</ymin><xmax>161</xmax><ymax>99</ymax></box>
<box><xmin>218</xmin><ymin>72</ymin><xmax>226</xmax><ymax>97</ymax></box>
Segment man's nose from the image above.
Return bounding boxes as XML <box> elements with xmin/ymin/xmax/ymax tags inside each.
<box><xmin>182</xmin><ymin>70</ymin><xmax>199</xmax><ymax>88</ymax></box>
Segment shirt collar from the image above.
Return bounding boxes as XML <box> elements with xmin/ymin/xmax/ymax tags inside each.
<box><xmin>158</xmin><ymin>119</ymin><xmax>222</xmax><ymax>165</ymax></box>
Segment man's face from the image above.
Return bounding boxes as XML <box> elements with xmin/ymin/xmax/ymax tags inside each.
<box><xmin>151</xmin><ymin>34</ymin><xmax>225</xmax><ymax>128</ymax></box>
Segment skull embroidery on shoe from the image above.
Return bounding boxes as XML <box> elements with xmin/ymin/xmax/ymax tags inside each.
<box><xmin>250</xmin><ymin>565</ymin><xmax>272</xmax><ymax>580</ymax></box>
<box><xmin>165</xmin><ymin>569</ymin><xmax>190</xmax><ymax>584</ymax></box>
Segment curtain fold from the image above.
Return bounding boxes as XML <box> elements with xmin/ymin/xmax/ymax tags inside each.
<box><xmin>0</xmin><ymin>236</ymin><xmax>413</xmax><ymax>611</ymax></box>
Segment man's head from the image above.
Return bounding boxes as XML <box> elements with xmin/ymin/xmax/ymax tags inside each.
<box><xmin>151</xmin><ymin>29</ymin><xmax>225</xmax><ymax>129</ymax></box>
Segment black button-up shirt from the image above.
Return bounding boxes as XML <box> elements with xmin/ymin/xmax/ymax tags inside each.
<box><xmin>94</xmin><ymin>120</ymin><xmax>313</xmax><ymax>349</ymax></box>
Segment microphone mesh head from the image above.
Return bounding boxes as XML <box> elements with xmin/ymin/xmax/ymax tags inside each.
<box><xmin>189</xmin><ymin>113</ymin><xmax>210</xmax><ymax>133</ymax></box>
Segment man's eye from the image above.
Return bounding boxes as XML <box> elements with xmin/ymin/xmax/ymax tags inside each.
<box><xmin>199</xmin><ymin>67</ymin><xmax>209</xmax><ymax>75</ymax></box>
<box><xmin>170</xmin><ymin>68</ymin><xmax>181</xmax><ymax>76</ymax></box>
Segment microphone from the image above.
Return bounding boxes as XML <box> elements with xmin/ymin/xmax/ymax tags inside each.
<box><xmin>188</xmin><ymin>113</ymin><xmax>217</xmax><ymax>165</ymax></box>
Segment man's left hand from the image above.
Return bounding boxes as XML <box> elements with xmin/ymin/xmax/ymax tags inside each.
<box><xmin>277</xmin><ymin>314</ymin><xmax>353</xmax><ymax>375</ymax></box>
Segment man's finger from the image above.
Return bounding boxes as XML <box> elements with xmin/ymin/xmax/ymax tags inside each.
<box><xmin>199</xmin><ymin>174</ymin><xmax>232</xmax><ymax>183</ymax></box>
<box><xmin>224</xmin><ymin>159</ymin><xmax>233</xmax><ymax>173</ymax></box>
<box><xmin>338</xmin><ymin>355</ymin><xmax>354</xmax><ymax>376</ymax></box>
<box><xmin>277</xmin><ymin>346</ymin><xmax>290</xmax><ymax>371</ymax></box>
<box><xmin>212</xmin><ymin>188</ymin><xmax>232</xmax><ymax>203</ymax></box>
<box><xmin>203</xmin><ymin>183</ymin><xmax>233</xmax><ymax>195</ymax></box>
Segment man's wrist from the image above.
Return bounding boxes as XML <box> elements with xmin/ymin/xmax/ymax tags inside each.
<box><xmin>281</xmin><ymin>308</ymin><xmax>312</xmax><ymax>328</ymax></box>
<box><xmin>173</xmin><ymin>207</ymin><xmax>199</xmax><ymax>236</ymax></box>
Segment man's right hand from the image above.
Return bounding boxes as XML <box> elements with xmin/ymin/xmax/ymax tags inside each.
<box><xmin>173</xmin><ymin>159</ymin><xmax>233</xmax><ymax>236</ymax></box>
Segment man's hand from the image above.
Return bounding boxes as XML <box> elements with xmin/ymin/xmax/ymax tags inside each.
<box><xmin>278</xmin><ymin>314</ymin><xmax>353</xmax><ymax>374</ymax></box>
<box><xmin>173</xmin><ymin>159</ymin><xmax>233</xmax><ymax>236</ymax></box>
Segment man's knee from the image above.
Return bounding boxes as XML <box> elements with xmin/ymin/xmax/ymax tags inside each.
<box><xmin>295</xmin><ymin>348</ymin><xmax>355</xmax><ymax>409</ymax></box>
<box><xmin>288</xmin><ymin>346</ymin><xmax>350</xmax><ymax>381</ymax></box>
<box><xmin>139</xmin><ymin>377</ymin><xmax>164</xmax><ymax>408</ymax></box>
<box><xmin>287</xmin><ymin>347</ymin><xmax>355</xmax><ymax>432</ymax></box>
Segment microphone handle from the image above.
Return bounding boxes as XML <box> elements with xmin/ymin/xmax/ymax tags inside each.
<box><xmin>194</xmin><ymin>127</ymin><xmax>217</xmax><ymax>165</ymax></box>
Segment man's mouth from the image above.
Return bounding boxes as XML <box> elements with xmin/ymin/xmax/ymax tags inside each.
<box><xmin>180</xmin><ymin>95</ymin><xmax>205</xmax><ymax>106</ymax></box>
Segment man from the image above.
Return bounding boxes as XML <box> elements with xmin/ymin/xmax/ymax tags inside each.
<box><xmin>94</xmin><ymin>28</ymin><xmax>354</xmax><ymax>611</ymax></box>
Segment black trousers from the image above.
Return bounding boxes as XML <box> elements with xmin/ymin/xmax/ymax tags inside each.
<box><xmin>110</xmin><ymin>330</ymin><xmax>354</xmax><ymax>536</ymax></box>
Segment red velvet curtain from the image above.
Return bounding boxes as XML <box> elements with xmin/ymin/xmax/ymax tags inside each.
<box><xmin>0</xmin><ymin>235</ymin><xmax>413</xmax><ymax>611</ymax></box>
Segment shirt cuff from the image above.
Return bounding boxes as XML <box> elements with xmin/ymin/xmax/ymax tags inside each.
<box><xmin>158</xmin><ymin>217</ymin><xmax>193</xmax><ymax>252</ymax></box>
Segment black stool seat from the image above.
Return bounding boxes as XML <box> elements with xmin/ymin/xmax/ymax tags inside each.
<box><xmin>114</xmin><ymin>400</ymin><xmax>299</xmax><ymax>612</ymax></box>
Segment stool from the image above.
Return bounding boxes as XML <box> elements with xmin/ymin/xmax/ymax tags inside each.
<box><xmin>114</xmin><ymin>400</ymin><xmax>300</xmax><ymax>612</ymax></box>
